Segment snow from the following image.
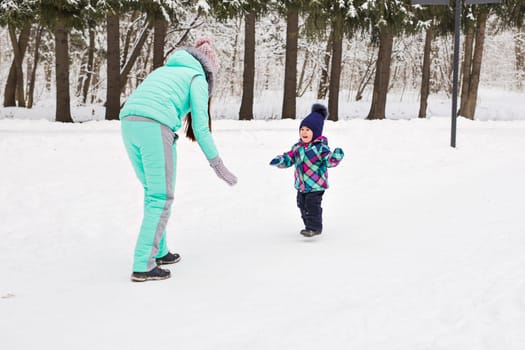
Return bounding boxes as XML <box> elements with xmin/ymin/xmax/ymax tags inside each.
<box><xmin>1</xmin><ymin>91</ymin><xmax>525</xmax><ymax>349</ymax></box>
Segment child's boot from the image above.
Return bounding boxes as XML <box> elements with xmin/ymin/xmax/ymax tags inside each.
<box><xmin>300</xmin><ymin>229</ymin><xmax>322</xmax><ymax>237</ymax></box>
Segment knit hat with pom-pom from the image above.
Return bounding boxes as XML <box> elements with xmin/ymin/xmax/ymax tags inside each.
<box><xmin>194</xmin><ymin>37</ymin><xmax>219</xmax><ymax>73</ymax></box>
<box><xmin>299</xmin><ymin>103</ymin><xmax>329</xmax><ymax>140</ymax></box>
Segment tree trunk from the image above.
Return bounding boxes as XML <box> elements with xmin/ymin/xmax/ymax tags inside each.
<box><xmin>418</xmin><ymin>27</ymin><xmax>433</xmax><ymax>119</ymax></box>
<box><xmin>462</xmin><ymin>11</ymin><xmax>488</xmax><ymax>120</ymax></box>
<box><xmin>55</xmin><ymin>18</ymin><xmax>73</xmax><ymax>122</ymax></box>
<box><xmin>76</xmin><ymin>53</ymin><xmax>87</xmax><ymax>96</ymax></box>
<box><xmin>317</xmin><ymin>28</ymin><xmax>333</xmax><ymax>100</ymax></box>
<box><xmin>82</xmin><ymin>26</ymin><xmax>96</xmax><ymax>104</ymax></box>
<box><xmin>297</xmin><ymin>49</ymin><xmax>309</xmax><ymax>96</ymax></box>
<box><xmin>106</xmin><ymin>12</ymin><xmax>120</xmax><ymax>120</ymax></box>
<box><xmin>355</xmin><ymin>49</ymin><xmax>375</xmax><ymax>101</ymax></box>
<box><xmin>122</xmin><ymin>11</ymin><xmax>140</xmax><ymax>67</ymax></box>
<box><xmin>298</xmin><ymin>63</ymin><xmax>316</xmax><ymax>98</ymax></box>
<box><xmin>229</xmin><ymin>18</ymin><xmax>241</xmax><ymax>96</ymax></box>
<box><xmin>282</xmin><ymin>8</ymin><xmax>298</xmax><ymax>120</ymax></box>
<box><xmin>44</xmin><ymin>61</ymin><xmax>52</xmax><ymax>91</ymax></box>
<box><xmin>328</xmin><ymin>14</ymin><xmax>343</xmax><ymax>122</ymax></box>
<box><xmin>91</xmin><ymin>55</ymin><xmax>102</xmax><ymax>103</ymax></box>
<box><xmin>7</xmin><ymin>24</ymin><xmax>27</xmax><ymax>107</ymax></box>
<box><xmin>4</xmin><ymin>65</ymin><xmax>17</xmax><ymax>107</ymax></box>
<box><xmin>367</xmin><ymin>28</ymin><xmax>394</xmax><ymax>120</ymax></box>
<box><xmin>120</xmin><ymin>21</ymin><xmax>152</xmax><ymax>92</ymax></box>
<box><xmin>515</xmin><ymin>27</ymin><xmax>524</xmax><ymax>90</ymax></box>
<box><xmin>138</xmin><ymin>38</ymin><xmax>153</xmax><ymax>85</ymax></box>
<box><xmin>153</xmin><ymin>18</ymin><xmax>168</xmax><ymax>70</ymax></box>
<box><xmin>459</xmin><ymin>26</ymin><xmax>474</xmax><ymax>117</ymax></box>
<box><xmin>239</xmin><ymin>12</ymin><xmax>255</xmax><ymax>121</ymax></box>
<box><xmin>27</xmin><ymin>25</ymin><xmax>44</xmax><ymax>109</ymax></box>
<box><xmin>4</xmin><ymin>23</ymin><xmax>30</xmax><ymax>107</ymax></box>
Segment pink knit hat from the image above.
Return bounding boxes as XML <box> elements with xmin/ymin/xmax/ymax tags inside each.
<box><xmin>194</xmin><ymin>37</ymin><xmax>219</xmax><ymax>73</ymax></box>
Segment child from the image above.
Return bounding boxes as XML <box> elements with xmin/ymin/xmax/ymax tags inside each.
<box><xmin>270</xmin><ymin>103</ymin><xmax>344</xmax><ymax>237</ymax></box>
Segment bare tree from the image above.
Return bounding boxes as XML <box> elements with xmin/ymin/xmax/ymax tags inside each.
<box><xmin>79</xmin><ymin>25</ymin><xmax>96</xmax><ymax>104</ymax></box>
<box><xmin>4</xmin><ymin>23</ymin><xmax>30</xmax><ymax>107</ymax></box>
<box><xmin>317</xmin><ymin>29</ymin><xmax>333</xmax><ymax>100</ymax></box>
<box><xmin>120</xmin><ymin>19</ymin><xmax>153</xmax><ymax>93</ymax></box>
<box><xmin>27</xmin><ymin>25</ymin><xmax>44</xmax><ymax>108</ymax></box>
<box><xmin>516</xmin><ymin>28</ymin><xmax>525</xmax><ymax>89</ymax></box>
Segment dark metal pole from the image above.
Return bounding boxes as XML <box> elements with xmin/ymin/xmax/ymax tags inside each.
<box><xmin>451</xmin><ymin>0</ymin><xmax>462</xmax><ymax>148</ymax></box>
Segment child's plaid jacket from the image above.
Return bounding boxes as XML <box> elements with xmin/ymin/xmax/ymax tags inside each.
<box><xmin>272</xmin><ymin>136</ymin><xmax>344</xmax><ymax>193</ymax></box>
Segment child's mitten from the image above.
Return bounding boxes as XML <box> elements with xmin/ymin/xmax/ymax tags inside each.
<box><xmin>333</xmin><ymin>148</ymin><xmax>344</xmax><ymax>158</ymax></box>
<box><xmin>209</xmin><ymin>157</ymin><xmax>238</xmax><ymax>186</ymax></box>
<box><xmin>269</xmin><ymin>157</ymin><xmax>282</xmax><ymax>166</ymax></box>
<box><xmin>328</xmin><ymin>147</ymin><xmax>344</xmax><ymax>167</ymax></box>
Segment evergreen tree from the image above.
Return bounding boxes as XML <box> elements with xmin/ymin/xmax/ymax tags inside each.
<box><xmin>127</xmin><ymin>0</ymin><xmax>184</xmax><ymax>69</ymax></box>
<box><xmin>306</xmin><ymin>0</ymin><xmax>367</xmax><ymax>121</ymax></box>
<box><xmin>274</xmin><ymin>1</ymin><xmax>312</xmax><ymax>120</ymax></box>
<box><xmin>412</xmin><ymin>3</ymin><xmax>453</xmax><ymax>118</ymax></box>
<box><xmin>94</xmin><ymin>0</ymin><xmax>122</xmax><ymax>120</ymax></box>
<box><xmin>39</xmin><ymin>0</ymin><xmax>89</xmax><ymax>122</ymax></box>
<box><xmin>362</xmin><ymin>0</ymin><xmax>416</xmax><ymax>120</ymax></box>
<box><xmin>458</xmin><ymin>3</ymin><xmax>497</xmax><ymax>120</ymax></box>
<box><xmin>0</xmin><ymin>0</ymin><xmax>37</xmax><ymax>107</ymax></box>
<box><xmin>208</xmin><ymin>0</ymin><xmax>271</xmax><ymax>120</ymax></box>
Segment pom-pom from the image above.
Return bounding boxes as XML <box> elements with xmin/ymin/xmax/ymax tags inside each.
<box><xmin>311</xmin><ymin>103</ymin><xmax>328</xmax><ymax>119</ymax></box>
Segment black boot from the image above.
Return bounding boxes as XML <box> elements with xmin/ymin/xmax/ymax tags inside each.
<box><xmin>131</xmin><ymin>266</ymin><xmax>171</xmax><ymax>282</ymax></box>
<box><xmin>156</xmin><ymin>252</ymin><xmax>181</xmax><ymax>265</ymax></box>
<box><xmin>300</xmin><ymin>229</ymin><xmax>322</xmax><ymax>237</ymax></box>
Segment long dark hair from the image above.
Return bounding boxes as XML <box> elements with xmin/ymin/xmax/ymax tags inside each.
<box><xmin>184</xmin><ymin>97</ymin><xmax>213</xmax><ymax>141</ymax></box>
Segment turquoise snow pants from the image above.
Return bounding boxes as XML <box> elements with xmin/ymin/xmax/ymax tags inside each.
<box><xmin>121</xmin><ymin>117</ymin><xmax>177</xmax><ymax>272</ymax></box>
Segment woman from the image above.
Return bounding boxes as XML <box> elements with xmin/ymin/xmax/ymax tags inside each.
<box><xmin>120</xmin><ymin>38</ymin><xmax>237</xmax><ymax>282</ymax></box>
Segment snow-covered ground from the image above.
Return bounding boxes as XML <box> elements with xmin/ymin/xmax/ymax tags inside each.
<box><xmin>1</xmin><ymin>92</ymin><xmax>525</xmax><ymax>349</ymax></box>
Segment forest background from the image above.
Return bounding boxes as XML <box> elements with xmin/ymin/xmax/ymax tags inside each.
<box><xmin>0</xmin><ymin>0</ymin><xmax>524</xmax><ymax>123</ymax></box>
<box><xmin>2</xmin><ymin>4</ymin><xmax>525</xmax><ymax>348</ymax></box>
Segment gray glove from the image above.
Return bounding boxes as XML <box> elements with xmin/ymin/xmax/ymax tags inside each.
<box><xmin>209</xmin><ymin>157</ymin><xmax>238</xmax><ymax>186</ymax></box>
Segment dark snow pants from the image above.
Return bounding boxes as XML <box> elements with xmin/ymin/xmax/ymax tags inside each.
<box><xmin>296</xmin><ymin>190</ymin><xmax>324</xmax><ymax>232</ymax></box>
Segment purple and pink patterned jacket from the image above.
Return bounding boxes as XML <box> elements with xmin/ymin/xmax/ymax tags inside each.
<box><xmin>271</xmin><ymin>136</ymin><xmax>344</xmax><ymax>193</ymax></box>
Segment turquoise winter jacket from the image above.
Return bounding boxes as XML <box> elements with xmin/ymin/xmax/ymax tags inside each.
<box><xmin>120</xmin><ymin>49</ymin><xmax>218</xmax><ymax>160</ymax></box>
